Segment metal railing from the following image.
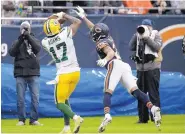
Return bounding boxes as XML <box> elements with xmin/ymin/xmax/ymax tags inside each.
<box><xmin>25</xmin><ymin>6</ymin><xmax>185</xmax><ymax>14</ymax></box>
<box><xmin>1</xmin><ymin>6</ymin><xmax>185</xmax><ymax>24</ymax></box>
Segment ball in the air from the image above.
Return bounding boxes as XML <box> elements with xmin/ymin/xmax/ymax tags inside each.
<box><xmin>58</xmin><ymin>18</ymin><xmax>66</xmax><ymax>24</ymax></box>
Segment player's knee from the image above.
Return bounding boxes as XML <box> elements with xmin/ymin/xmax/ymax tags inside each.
<box><xmin>129</xmin><ymin>86</ymin><xmax>138</xmax><ymax>94</ymax></box>
<box><xmin>57</xmin><ymin>95</ymin><xmax>67</xmax><ymax>104</ymax></box>
<box><xmin>57</xmin><ymin>99</ymin><xmax>66</xmax><ymax>104</ymax></box>
<box><xmin>104</xmin><ymin>89</ymin><xmax>113</xmax><ymax>94</ymax></box>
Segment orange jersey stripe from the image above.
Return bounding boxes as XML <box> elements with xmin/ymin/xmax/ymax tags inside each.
<box><xmin>105</xmin><ymin>62</ymin><xmax>113</xmax><ymax>91</ymax></box>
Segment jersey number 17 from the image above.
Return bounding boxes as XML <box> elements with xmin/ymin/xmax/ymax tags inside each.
<box><xmin>49</xmin><ymin>42</ymin><xmax>68</xmax><ymax>63</ymax></box>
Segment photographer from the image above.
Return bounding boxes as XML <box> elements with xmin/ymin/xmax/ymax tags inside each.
<box><xmin>9</xmin><ymin>21</ymin><xmax>41</xmax><ymax>126</ymax></box>
<box><xmin>129</xmin><ymin>19</ymin><xmax>162</xmax><ymax>123</ymax></box>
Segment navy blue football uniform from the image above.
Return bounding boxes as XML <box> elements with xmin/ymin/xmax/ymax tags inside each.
<box><xmin>96</xmin><ymin>36</ymin><xmax>121</xmax><ymax>66</ymax></box>
<box><xmin>91</xmin><ymin>23</ymin><xmax>137</xmax><ymax>94</ymax></box>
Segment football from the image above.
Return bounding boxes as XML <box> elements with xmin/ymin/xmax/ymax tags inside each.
<box><xmin>58</xmin><ymin>18</ymin><xmax>66</xmax><ymax>24</ymax></box>
<box><xmin>48</xmin><ymin>15</ymin><xmax>66</xmax><ymax>24</ymax></box>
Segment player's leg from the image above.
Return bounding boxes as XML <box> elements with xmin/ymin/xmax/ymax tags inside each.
<box><xmin>99</xmin><ymin>61</ymin><xmax>123</xmax><ymax>133</ymax></box>
<box><xmin>61</xmin><ymin>100</ymin><xmax>71</xmax><ymax>134</ymax></box>
<box><xmin>64</xmin><ymin>100</ymin><xmax>71</xmax><ymax>125</ymax></box>
<box><xmin>120</xmin><ymin>63</ymin><xmax>161</xmax><ymax>128</ymax></box>
<box><xmin>55</xmin><ymin>74</ymin><xmax>80</xmax><ymax>133</ymax></box>
<box><xmin>67</xmin><ymin>71</ymin><xmax>83</xmax><ymax>133</ymax></box>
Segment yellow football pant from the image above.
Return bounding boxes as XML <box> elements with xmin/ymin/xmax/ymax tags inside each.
<box><xmin>54</xmin><ymin>71</ymin><xmax>80</xmax><ymax>104</ymax></box>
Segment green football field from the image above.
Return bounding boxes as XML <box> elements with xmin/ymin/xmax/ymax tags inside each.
<box><xmin>1</xmin><ymin>114</ymin><xmax>185</xmax><ymax>133</ymax></box>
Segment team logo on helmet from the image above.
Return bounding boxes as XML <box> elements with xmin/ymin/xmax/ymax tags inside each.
<box><xmin>95</xmin><ymin>27</ymin><xmax>102</xmax><ymax>33</ymax></box>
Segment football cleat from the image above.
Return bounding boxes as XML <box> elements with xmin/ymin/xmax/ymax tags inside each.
<box><xmin>98</xmin><ymin>115</ymin><xmax>112</xmax><ymax>133</ymax></box>
<box><xmin>16</xmin><ymin>121</ymin><xmax>25</xmax><ymax>126</ymax></box>
<box><xmin>73</xmin><ymin>116</ymin><xmax>84</xmax><ymax>134</ymax></box>
<box><xmin>60</xmin><ymin>128</ymin><xmax>72</xmax><ymax>134</ymax></box>
<box><xmin>151</xmin><ymin>106</ymin><xmax>162</xmax><ymax>130</ymax></box>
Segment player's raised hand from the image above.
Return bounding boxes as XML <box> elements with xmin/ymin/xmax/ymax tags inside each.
<box><xmin>74</xmin><ymin>6</ymin><xmax>86</xmax><ymax>19</ymax></box>
<box><xmin>97</xmin><ymin>59</ymin><xmax>107</xmax><ymax>67</ymax></box>
<box><xmin>54</xmin><ymin>11</ymin><xmax>65</xmax><ymax>19</ymax></box>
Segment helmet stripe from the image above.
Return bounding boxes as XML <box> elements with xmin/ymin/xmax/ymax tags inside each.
<box><xmin>46</xmin><ymin>19</ymin><xmax>51</xmax><ymax>35</ymax></box>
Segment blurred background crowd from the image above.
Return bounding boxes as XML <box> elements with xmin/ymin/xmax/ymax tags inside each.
<box><xmin>2</xmin><ymin>0</ymin><xmax>185</xmax><ymax>25</ymax></box>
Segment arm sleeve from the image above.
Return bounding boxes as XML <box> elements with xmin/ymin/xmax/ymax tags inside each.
<box><xmin>41</xmin><ymin>39</ymin><xmax>49</xmax><ymax>52</ymax></box>
<box><xmin>27</xmin><ymin>34</ymin><xmax>41</xmax><ymax>54</ymax></box>
<box><xmin>8</xmin><ymin>37</ymin><xmax>24</xmax><ymax>57</ymax></box>
<box><xmin>129</xmin><ymin>34</ymin><xmax>137</xmax><ymax>51</ymax></box>
<box><xmin>144</xmin><ymin>32</ymin><xmax>162</xmax><ymax>52</ymax></box>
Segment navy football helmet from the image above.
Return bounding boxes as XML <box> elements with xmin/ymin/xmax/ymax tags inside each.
<box><xmin>90</xmin><ymin>23</ymin><xmax>109</xmax><ymax>42</ymax></box>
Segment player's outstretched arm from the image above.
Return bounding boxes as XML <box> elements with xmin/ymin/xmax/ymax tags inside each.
<box><xmin>48</xmin><ymin>12</ymin><xmax>81</xmax><ymax>36</ymax></box>
<box><xmin>103</xmin><ymin>45</ymin><xmax>115</xmax><ymax>62</ymax></box>
<box><xmin>75</xmin><ymin>6</ymin><xmax>94</xmax><ymax>30</ymax></box>
<box><xmin>83</xmin><ymin>17</ymin><xmax>95</xmax><ymax>30</ymax></box>
<box><xmin>47</xmin><ymin>12</ymin><xmax>66</xmax><ymax>24</ymax></box>
<box><xmin>96</xmin><ymin>45</ymin><xmax>115</xmax><ymax>67</ymax></box>
<box><xmin>63</xmin><ymin>13</ymin><xmax>81</xmax><ymax>36</ymax></box>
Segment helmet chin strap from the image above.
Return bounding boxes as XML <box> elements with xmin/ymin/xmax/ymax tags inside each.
<box><xmin>97</xmin><ymin>35</ymin><xmax>106</xmax><ymax>41</ymax></box>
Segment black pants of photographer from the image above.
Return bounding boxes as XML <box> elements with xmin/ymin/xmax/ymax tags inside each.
<box><xmin>137</xmin><ymin>68</ymin><xmax>161</xmax><ymax>123</ymax></box>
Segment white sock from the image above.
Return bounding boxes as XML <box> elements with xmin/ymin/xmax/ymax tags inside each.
<box><xmin>105</xmin><ymin>113</ymin><xmax>111</xmax><ymax>118</ymax></box>
<box><xmin>64</xmin><ymin>125</ymin><xmax>70</xmax><ymax>130</ymax></box>
<box><xmin>151</xmin><ymin>105</ymin><xmax>157</xmax><ymax>114</ymax></box>
<box><xmin>73</xmin><ymin>115</ymin><xmax>79</xmax><ymax>120</ymax></box>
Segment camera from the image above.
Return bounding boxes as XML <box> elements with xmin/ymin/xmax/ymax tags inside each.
<box><xmin>137</xmin><ymin>25</ymin><xmax>148</xmax><ymax>35</ymax></box>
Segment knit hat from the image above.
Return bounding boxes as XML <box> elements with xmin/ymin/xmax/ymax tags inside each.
<box><xmin>142</xmin><ymin>19</ymin><xmax>153</xmax><ymax>27</ymax></box>
<box><xmin>20</xmin><ymin>21</ymin><xmax>31</xmax><ymax>33</ymax></box>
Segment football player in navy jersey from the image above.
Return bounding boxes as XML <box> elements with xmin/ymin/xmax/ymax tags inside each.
<box><xmin>75</xmin><ymin>6</ymin><xmax>162</xmax><ymax>132</ymax></box>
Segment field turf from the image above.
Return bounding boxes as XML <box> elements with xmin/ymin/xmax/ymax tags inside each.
<box><xmin>1</xmin><ymin>114</ymin><xmax>185</xmax><ymax>133</ymax></box>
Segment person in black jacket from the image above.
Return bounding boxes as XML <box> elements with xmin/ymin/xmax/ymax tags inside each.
<box><xmin>9</xmin><ymin>21</ymin><xmax>41</xmax><ymax>126</ymax></box>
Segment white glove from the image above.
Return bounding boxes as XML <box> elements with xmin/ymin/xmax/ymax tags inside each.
<box><xmin>54</xmin><ymin>11</ymin><xmax>65</xmax><ymax>19</ymax></box>
<box><xmin>74</xmin><ymin>6</ymin><xmax>86</xmax><ymax>19</ymax></box>
<box><xmin>97</xmin><ymin>59</ymin><xmax>107</xmax><ymax>67</ymax></box>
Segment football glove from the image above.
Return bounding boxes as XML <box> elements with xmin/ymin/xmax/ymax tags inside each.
<box><xmin>74</xmin><ymin>6</ymin><xmax>86</xmax><ymax>19</ymax></box>
<box><xmin>54</xmin><ymin>11</ymin><xmax>65</xmax><ymax>19</ymax></box>
<box><xmin>97</xmin><ymin>59</ymin><xmax>107</xmax><ymax>67</ymax></box>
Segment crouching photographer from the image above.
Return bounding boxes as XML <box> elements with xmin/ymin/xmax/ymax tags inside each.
<box><xmin>129</xmin><ymin>19</ymin><xmax>162</xmax><ymax>123</ymax></box>
<box><xmin>9</xmin><ymin>21</ymin><xmax>42</xmax><ymax>126</ymax></box>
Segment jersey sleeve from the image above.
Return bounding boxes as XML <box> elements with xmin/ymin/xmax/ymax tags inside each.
<box><xmin>41</xmin><ymin>39</ymin><xmax>49</xmax><ymax>52</ymax></box>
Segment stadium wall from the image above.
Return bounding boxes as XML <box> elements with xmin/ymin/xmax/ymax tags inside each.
<box><xmin>1</xmin><ymin>64</ymin><xmax>185</xmax><ymax>118</ymax></box>
<box><xmin>1</xmin><ymin>15</ymin><xmax>185</xmax><ymax>74</ymax></box>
